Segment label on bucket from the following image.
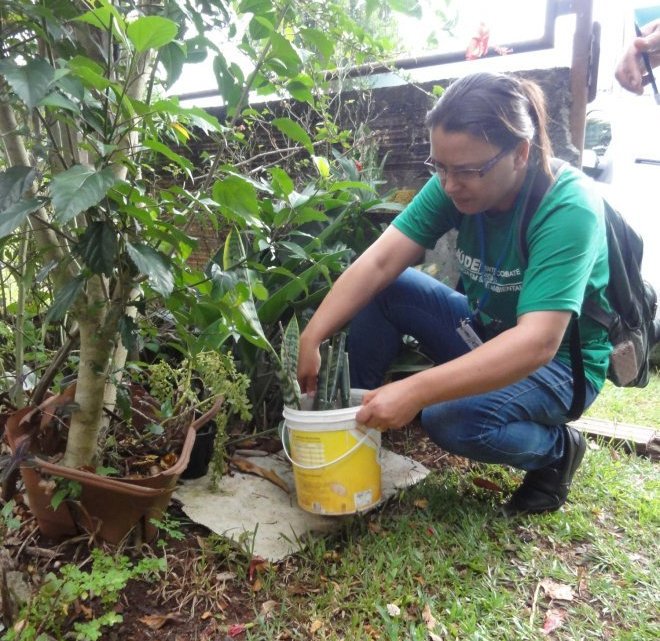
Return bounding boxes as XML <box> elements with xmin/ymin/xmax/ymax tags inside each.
<box><xmin>290</xmin><ymin>434</ymin><xmax>326</xmax><ymax>466</ymax></box>
<box><xmin>289</xmin><ymin>426</ymin><xmax>381</xmax><ymax>515</ymax></box>
<box><xmin>354</xmin><ymin>489</ymin><xmax>374</xmax><ymax>510</ymax></box>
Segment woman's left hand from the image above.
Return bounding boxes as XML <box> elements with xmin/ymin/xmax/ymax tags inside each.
<box><xmin>355</xmin><ymin>381</ymin><xmax>421</xmax><ymax>431</ymax></box>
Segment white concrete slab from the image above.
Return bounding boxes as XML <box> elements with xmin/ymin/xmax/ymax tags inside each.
<box><xmin>174</xmin><ymin>449</ymin><xmax>429</xmax><ymax>561</ymax></box>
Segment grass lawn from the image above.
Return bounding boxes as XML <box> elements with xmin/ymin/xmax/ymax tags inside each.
<box><xmin>5</xmin><ymin>375</ymin><xmax>658</xmax><ymax>641</ymax></box>
<box><xmin>238</xmin><ymin>444</ymin><xmax>658</xmax><ymax>641</ymax></box>
<box><xmin>585</xmin><ymin>368</ymin><xmax>660</xmax><ymax>426</ymax></box>
<box><xmin>236</xmin><ymin>374</ymin><xmax>659</xmax><ymax>640</ymax></box>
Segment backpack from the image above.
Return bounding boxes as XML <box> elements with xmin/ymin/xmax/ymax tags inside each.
<box><xmin>519</xmin><ymin>159</ymin><xmax>659</xmax><ymax>420</ymax></box>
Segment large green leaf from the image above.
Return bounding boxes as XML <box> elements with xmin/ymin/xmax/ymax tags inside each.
<box><xmin>238</xmin><ymin>0</ymin><xmax>274</xmax><ymax>12</ymax></box>
<box><xmin>143</xmin><ymin>139</ymin><xmax>193</xmax><ymax>172</ymax></box>
<box><xmin>249</xmin><ymin>14</ymin><xmax>275</xmax><ymax>40</ymax></box>
<box><xmin>212</xmin><ymin>176</ymin><xmax>263</xmax><ymax>226</ymax></box>
<box><xmin>39</xmin><ymin>91</ymin><xmax>79</xmax><ymax>113</ymax></box>
<box><xmin>67</xmin><ymin>56</ymin><xmax>114</xmax><ymax>91</ymax></box>
<box><xmin>0</xmin><ymin>59</ymin><xmax>54</xmax><ymax>111</ymax></box>
<box><xmin>300</xmin><ymin>28</ymin><xmax>334</xmax><ymax>61</ymax></box>
<box><xmin>213</xmin><ymin>54</ymin><xmax>243</xmax><ymax>110</ymax></box>
<box><xmin>386</xmin><ymin>0</ymin><xmax>422</xmax><ymax>17</ymax></box>
<box><xmin>286</xmin><ymin>78</ymin><xmax>314</xmax><ymax>104</ymax></box>
<box><xmin>258</xmin><ymin>250</ymin><xmax>349</xmax><ymax>325</ymax></box>
<box><xmin>269</xmin><ymin>167</ymin><xmax>294</xmax><ymax>197</ymax></box>
<box><xmin>127</xmin><ymin>16</ymin><xmax>178</xmax><ymax>52</ymax></box>
<box><xmin>46</xmin><ymin>276</ymin><xmax>85</xmax><ymax>323</ymax></box>
<box><xmin>0</xmin><ymin>166</ymin><xmax>38</xmax><ymax>210</ymax></box>
<box><xmin>266</xmin><ymin>32</ymin><xmax>302</xmax><ymax>76</ymax></box>
<box><xmin>75</xmin><ymin>4</ymin><xmax>125</xmax><ymax>31</ymax></box>
<box><xmin>50</xmin><ymin>165</ymin><xmax>118</xmax><ymax>223</ymax></box>
<box><xmin>158</xmin><ymin>42</ymin><xmax>186</xmax><ymax>89</ymax></box>
<box><xmin>271</xmin><ymin>117</ymin><xmax>313</xmax><ymax>154</ymax></box>
<box><xmin>0</xmin><ymin>198</ymin><xmax>42</xmax><ymax>240</ymax></box>
<box><xmin>126</xmin><ymin>243</ymin><xmax>174</xmax><ymax>297</ymax></box>
<box><xmin>221</xmin><ymin>230</ymin><xmax>275</xmax><ymax>355</ymax></box>
<box><xmin>75</xmin><ymin>221</ymin><xmax>117</xmax><ymax>277</ymax></box>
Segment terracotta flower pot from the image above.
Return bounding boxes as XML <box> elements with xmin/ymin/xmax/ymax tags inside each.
<box><xmin>4</xmin><ymin>390</ymin><xmax>223</xmax><ymax>544</ymax></box>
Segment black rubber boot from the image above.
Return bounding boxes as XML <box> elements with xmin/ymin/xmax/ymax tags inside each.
<box><xmin>501</xmin><ymin>425</ymin><xmax>586</xmax><ymax>517</ymax></box>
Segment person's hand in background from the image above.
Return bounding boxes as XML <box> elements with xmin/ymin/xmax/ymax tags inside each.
<box><xmin>615</xmin><ymin>19</ymin><xmax>660</xmax><ymax>94</ymax></box>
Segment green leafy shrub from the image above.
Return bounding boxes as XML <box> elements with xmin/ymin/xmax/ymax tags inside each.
<box><xmin>5</xmin><ymin>550</ymin><xmax>164</xmax><ymax>641</ymax></box>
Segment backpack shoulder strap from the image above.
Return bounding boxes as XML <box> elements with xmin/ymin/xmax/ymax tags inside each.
<box><xmin>518</xmin><ymin>158</ymin><xmax>585</xmax><ymax>421</ymax></box>
<box><xmin>517</xmin><ymin>158</ymin><xmax>568</xmax><ymax>266</ymax></box>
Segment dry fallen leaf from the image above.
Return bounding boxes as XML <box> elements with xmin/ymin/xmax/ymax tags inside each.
<box><xmin>309</xmin><ymin>619</ymin><xmax>323</xmax><ymax>634</ymax></box>
<box><xmin>227</xmin><ymin>622</ymin><xmax>246</xmax><ymax>638</ymax></box>
<box><xmin>261</xmin><ymin>600</ymin><xmax>278</xmax><ymax>616</ymax></box>
<box><xmin>429</xmin><ymin>633</ymin><xmax>444</xmax><ymax>641</ymax></box>
<box><xmin>472</xmin><ymin>477</ymin><xmax>503</xmax><ymax>493</ymax></box>
<box><xmin>248</xmin><ymin>556</ymin><xmax>269</xmax><ymax>581</ymax></box>
<box><xmin>231</xmin><ymin>456</ymin><xmax>290</xmax><ymax>493</ymax></box>
<box><xmin>251</xmin><ymin>577</ymin><xmax>263</xmax><ymax>592</ymax></box>
<box><xmin>540</xmin><ymin>578</ymin><xmax>575</xmax><ymax>601</ymax></box>
<box><xmin>216</xmin><ymin>571</ymin><xmax>236</xmax><ymax>582</ymax></box>
<box><xmin>139</xmin><ymin>612</ymin><xmax>184</xmax><ymax>630</ymax></box>
<box><xmin>541</xmin><ymin>608</ymin><xmax>567</xmax><ymax>635</ymax></box>
<box><xmin>422</xmin><ymin>603</ymin><xmax>438</xmax><ymax>631</ymax></box>
<box><xmin>413</xmin><ymin>498</ymin><xmax>429</xmax><ymax>509</ymax></box>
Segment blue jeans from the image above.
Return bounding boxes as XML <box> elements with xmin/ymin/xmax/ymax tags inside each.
<box><xmin>347</xmin><ymin>268</ymin><xmax>598</xmax><ymax>472</ymax></box>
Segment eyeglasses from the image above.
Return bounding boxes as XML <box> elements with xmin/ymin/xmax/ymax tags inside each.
<box><xmin>424</xmin><ymin>147</ymin><xmax>511</xmax><ymax>181</ymax></box>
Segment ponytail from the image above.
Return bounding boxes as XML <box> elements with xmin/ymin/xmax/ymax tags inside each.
<box><xmin>518</xmin><ymin>78</ymin><xmax>553</xmax><ymax>177</ymax></box>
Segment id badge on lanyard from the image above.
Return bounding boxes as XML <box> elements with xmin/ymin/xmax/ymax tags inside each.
<box><xmin>456</xmin><ymin>318</ymin><xmax>483</xmax><ymax>350</ymax></box>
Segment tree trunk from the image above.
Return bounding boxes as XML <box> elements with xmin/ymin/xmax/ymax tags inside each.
<box><xmin>62</xmin><ymin>277</ymin><xmax>118</xmax><ymax>469</ymax></box>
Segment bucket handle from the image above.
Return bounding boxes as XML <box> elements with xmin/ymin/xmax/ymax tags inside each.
<box><xmin>280</xmin><ymin>423</ymin><xmax>375</xmax><ymax>471</ymax></box>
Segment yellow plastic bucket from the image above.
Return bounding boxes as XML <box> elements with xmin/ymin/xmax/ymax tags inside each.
<box><xmin>282</xmin><ymin>389</ymin><xmax>382</xmax><ymax>515</ymax></box>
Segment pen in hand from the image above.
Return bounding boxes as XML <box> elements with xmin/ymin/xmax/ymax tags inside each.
<box><xmin>635</xmin><ymin>22</ymin><xmax>660</xmax><ymax>103</ymax></box>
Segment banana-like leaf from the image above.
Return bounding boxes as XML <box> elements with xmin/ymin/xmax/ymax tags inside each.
<box><xmin>223</xmin><ymin>229</ymin><xmax>275</xmax><ymax>356</ymax></box>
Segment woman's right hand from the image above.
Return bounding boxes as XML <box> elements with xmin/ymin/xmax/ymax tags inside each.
<box><xmin>297</xmin><ymin>333</ymin><xmax>321</xmax><ymax>395</ymax></box>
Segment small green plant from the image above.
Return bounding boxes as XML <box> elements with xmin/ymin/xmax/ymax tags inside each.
<box><xmin>150</xmin><ymin>513</ymin><xmax>186</xmax><ymax>544</ymax></box>
<box><xmin>279</xmin><ymin>316</ymin><xmax>351</xmax><ymax>411</ymax></box>
<box><xmin>144</xmin><ymin>350</ymin><xmax>252</xmax><ymax>490</ymax></box>
<box><xmin>314</xmin><ymin>332</ymin><xmax>350</xmax><ymax>410</ymax></box>
<box><xmin>5</xmin><ymin>549</ymin><xmax>164</xmax><ymax>641</ymax></box>
<box><xmin>279</xmin><ymin>316</ymin><xmax>303</xmax><ymax>410</ymax></box>
<box><xmin>0</xmin><ymin>498</ymin><xmax>21</xmax><ymax>531</ymax></box>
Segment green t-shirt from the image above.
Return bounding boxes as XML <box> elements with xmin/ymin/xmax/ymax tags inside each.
<box><xmin>392</xmin><ymin>165</ymin><xmax>612</xmax><ymax>391</ymax></box>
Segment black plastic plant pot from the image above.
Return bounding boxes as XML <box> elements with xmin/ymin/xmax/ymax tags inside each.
<box><xmin>181</xmin><ymin>420</ymin><xmax>217</xmax><ymax>480</ymax></box>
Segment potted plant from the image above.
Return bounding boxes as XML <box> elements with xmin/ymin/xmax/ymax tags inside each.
<box><xmin>278</xmin><ymin>317</ymin><xmax>382</xmax><ymax>514</ymax></box>
<box><xmin>0</xmin><ymin>1</ymin><xmax>245</xmax><ymax>542</ymax></box>
<box><xmin>0</xmin><ymin>0</ymin><xmax>404</xmax><ymax>541</ymax></box>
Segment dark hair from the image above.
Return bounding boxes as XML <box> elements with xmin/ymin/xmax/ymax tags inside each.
<box><xmin>425</xmin><ymin>72</ymin><xmax>553</xmax><ymax>177</ymax></box>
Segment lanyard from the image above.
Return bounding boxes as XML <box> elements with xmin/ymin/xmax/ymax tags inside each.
<box><xmin>469</xmin><ymin>182</ymin><xmax>530</xmax><ymax>323</ymax></box>
<box><xmin>470</xmin><ymin>214</ymin><xmax>512</xmax><ymax>322</ymax></box>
